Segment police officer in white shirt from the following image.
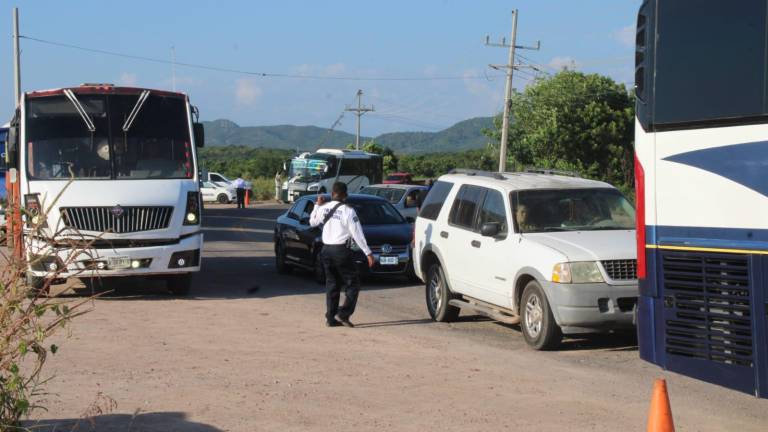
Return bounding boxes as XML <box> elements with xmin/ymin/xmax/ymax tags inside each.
<box><xmin>310</xmin><ymin>182</ymin><xmax>374</xmax><ymax>327</ymax></box>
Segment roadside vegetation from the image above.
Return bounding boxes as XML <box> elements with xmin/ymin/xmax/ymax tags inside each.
<box><xmin>0</xmin><ymin>191</ymin><xmax>97</xmax><ymax>430</ymax></box>
<box><xmin>199</xmin><ymin>71</ymin><xmax>635</xmax><ymax>199</ymax></box>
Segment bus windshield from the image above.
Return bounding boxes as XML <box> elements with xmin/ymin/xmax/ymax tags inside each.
<box><xmin>289</xmin><ymin>158</ymin><xmax>329</xmax><ymax>182</ymax></box>
<box><xmin>513</xmin><ymin>188</ymin><xmax>635</xmax><ymax>233</ymax></box>
<box><xmin>25</xmin><ymin>93</ymin><xmax>192</xmax><ymax>180</ymax></box>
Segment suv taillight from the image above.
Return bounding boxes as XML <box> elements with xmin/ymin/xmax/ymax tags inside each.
<box><xmin>634</xmin><ymin>154</ymin><xmax>646</xmax><ymax>279</ymax></box>
<box><xmin>183</xmin><ymin>191</ymin><xmax>201</xmax><ymax>225</ymax></box>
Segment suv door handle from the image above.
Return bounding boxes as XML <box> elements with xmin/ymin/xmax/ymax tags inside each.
<box><xmin>471</xmin><ymin>240</ymin><xmax>481</xmax><ymax>248</ymax></box>
<box><xmin>440</xmin><ymin>231</ymin><xmax>449</xmax><ymax>238</ymax></box>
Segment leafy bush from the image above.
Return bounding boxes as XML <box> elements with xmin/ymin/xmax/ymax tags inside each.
<box><xmin>0</xmin><ymin>186</ymin><xmax>95</xmax><ymax>429</ymax></box>
<box><xmin>248</xmin><ymin>177</ymin><xmax>279</xmax><ymax>201</ymax></box>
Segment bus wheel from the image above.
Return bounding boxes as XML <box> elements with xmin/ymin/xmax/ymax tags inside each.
<box><xmin>319</xmin><ymin>187</ymin><xmax>326</xmax><ymax>194</ymax></box>
<box><xmin>26</xmin><ymin>273</ymin><xmax>49</xmax><ymax>297</ymax></box>
<box><xmin>167</xmin><ymin>273</ymin><xmax>192</xmax><ymax>296</ymax></box>
<box><xmin>217</xmin><ymin>193</ymin><xmax>229</xmax><ymax>204</ymax></box>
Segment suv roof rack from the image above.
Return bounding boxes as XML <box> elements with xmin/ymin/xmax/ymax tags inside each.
<box><xmin>448</xmin><ymin>169</ymin><xmax>506</xmax><ymax>180</ymax></box>
<box><xmin>523</xmin><ymin>167</ymin><xmax>580</xmax><ymax>177</ymax></box>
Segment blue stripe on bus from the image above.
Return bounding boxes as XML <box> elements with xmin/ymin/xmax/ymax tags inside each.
<box><xmin>647</xmin><ymin>225</ymin><xmax>768</xmax><ymax>251</ymax></box>
<box><xmin>664</xmin><ymin>140</ymin><xmax>768</xmax><ymax>197</ymax></box>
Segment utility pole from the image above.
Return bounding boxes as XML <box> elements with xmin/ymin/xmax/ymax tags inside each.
<box><xmin>13</xmin><ymin>7</ymin><xmax>21</xmax><ymax>106</ymax></box>
<box><xmin>345</xmin><ymin>89</ymin><xmax>374</xmax><ymax>150</ymax></box>
<box><xmin>485</xmin><ymin>9</ymin><xmax>540</xmax><ymax>172</ymax></box>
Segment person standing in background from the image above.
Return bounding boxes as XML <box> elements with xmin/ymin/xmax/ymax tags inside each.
<box><xmin>233</xmin><ymin>176</ymin><xmax>247</xmax><ymax>209</ymax></box>
<box><xmin>274</xmin><ymin>171</ymin><xmax>283</xmax><ymax>202</ymax></box>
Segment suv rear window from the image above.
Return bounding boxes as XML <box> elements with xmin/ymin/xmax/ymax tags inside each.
<box><xmin>418</xmin><ymin>181</ymin><xmax>453</xmax><ymax>220</ymax></box>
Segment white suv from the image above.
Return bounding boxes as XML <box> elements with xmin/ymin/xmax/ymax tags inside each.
<box><xmin>413</xmin><ymin>170</ymin><xmax>638</xmax><ymax>350</ymax></box>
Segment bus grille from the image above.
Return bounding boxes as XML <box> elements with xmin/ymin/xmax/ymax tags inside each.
<box><xmin>61</xmin><ymin>206</ymin><xmax>174</xmax><ymax>233</ymax></box>
<box><xmin>601</xmin><ymin>259</ymin><xmax>637</xmax><ymax>280</ymax></box>
<box><xmin>661</xmin><ymin>252</ymin><xmax>753</xmax><ymax>367</ymax></box>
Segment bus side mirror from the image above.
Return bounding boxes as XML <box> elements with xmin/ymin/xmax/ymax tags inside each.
<box><xmin>193</xmin><ymin>122</ymin><xmax>205</xmax><ymax>148</ymax></box>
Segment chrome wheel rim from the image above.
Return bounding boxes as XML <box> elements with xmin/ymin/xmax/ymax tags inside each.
<box><xmin>428</xmin><ymin>270</ymin><xmax>442</xmax><ymax>312</ymax></box>
<box><xmin>525</xmin><ymin>293</ymin><xmax>543</xmax><ymax>338</ymax></box>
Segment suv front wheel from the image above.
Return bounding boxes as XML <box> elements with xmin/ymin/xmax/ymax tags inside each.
<box><xmin>425</xmin><ymin>263</ymin><xmax>459</xmax><ymax>322</ymax></box>
<box><xmin>520</xmin><ymin>280</ymin><xmax>562</xmax><ymax>350</ymax></box>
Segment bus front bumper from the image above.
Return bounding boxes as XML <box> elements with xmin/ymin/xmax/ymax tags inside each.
<box><xmin>27</xmin><ymin>232</ymin><xmax>203</xmax><ymax>278</ymax></box>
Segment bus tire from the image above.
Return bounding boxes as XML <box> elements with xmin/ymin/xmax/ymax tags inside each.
<box><xmin>167</xmin><ymin>273</ymin><xmax>192</xmax><ymax>296</ymax></box>
<box><xmin>319</xmin><ymin>187</ymin><xmax>327</xmax><ymax>194</ymax></box>
<box><xmin>217</xmin><ymin>193</ymin><xmax>229</xmax><ymax>204</ymax></box>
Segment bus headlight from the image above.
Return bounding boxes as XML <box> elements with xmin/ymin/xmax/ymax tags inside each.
<box><xmin>183</xmin><ymin>191</ymin><xmax>201</xmax><ymax>225</ymax></box>
<box><xmin>552</xmin><ymin>262</ymin><xmax>604</xmax><ymax>284</ymax></box>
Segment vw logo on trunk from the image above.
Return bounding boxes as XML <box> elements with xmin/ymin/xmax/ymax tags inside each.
<box><xmin>381</xmin><ymin>244</ymin><xmax>393</xmax><ymax>254</ymax></box>
<box><xmin>111</xmin><ymin>205</ymin><xmax>125</xmax><ymax>219</ymax></box>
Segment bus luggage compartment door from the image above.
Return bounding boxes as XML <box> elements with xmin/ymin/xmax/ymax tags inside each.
<box><xmin>647</xmin><ymin>250</ymin><xmax>767</xmax><ymax>398</ymax></box>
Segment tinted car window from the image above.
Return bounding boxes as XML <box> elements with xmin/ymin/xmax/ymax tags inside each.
<box><xmin>419</xmin><ymin>181</ymin><xmax>453</xmax><ymax>220</ymax></box>
<box><xmin>449</xmin><ymin>185</ymin><xmax>486</xmax><ymax>230</ymax></box>
<box><xmin>288</xmin><ymin>200</ymin><xmax>308</xmax><ymax>220</ymax></box>
<box><xmin>348</xmin><ymin>201</ymin><xmax>404</xmax><ymax>225</ymax></box>
<box><xmin>478</xmin><ymin>189</ymin><xmax>508</xmax><ymax>236</ymax></box>
<box><xmin>654</xmin><ymin>0</ymin><xmax>766</xmax><ymax>126</ymax></box>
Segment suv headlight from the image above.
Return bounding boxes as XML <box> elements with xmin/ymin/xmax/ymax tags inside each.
<box><xmin>307</xmin><ymin>184</ymin><xmax>320</xmax><ymax>192</ymax></box>
<box><xmin>552</xmin><ymin>262</ymin><xmax>604</xmax><ymax>284</ymax></box>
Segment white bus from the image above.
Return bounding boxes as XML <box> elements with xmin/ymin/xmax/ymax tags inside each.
<box><xmin>282</xmin><ymin>149</ymin><xmax>382</xmax><ymax>202</ymax></box>
<box><xmin>5</xmin><ymin>84</ymin><xmax>205</xmax><ymax>294</ymax></box>
<box><xmin>635</xmin><ymin>0</ymin><xmax>768</xmax><ymax>397</ymax></box>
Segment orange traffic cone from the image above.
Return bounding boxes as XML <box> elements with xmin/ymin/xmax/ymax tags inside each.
<box><xmin>245</xmin><ymin>190</ymin><xmax>250</xmax><ymax>207</ymax></box>
<box><xmin>647</xmin><ymin>378</ymin><xmax>675</xmax><ymax>432</ymax></box>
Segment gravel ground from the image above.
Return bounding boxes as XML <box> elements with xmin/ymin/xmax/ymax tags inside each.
<box><xmin>25</xmin><ymin>203</ymin><xmax>768</xmax><ymax>431</ymax></box>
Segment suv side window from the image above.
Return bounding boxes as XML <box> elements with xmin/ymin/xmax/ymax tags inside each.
<box><xmin>419</xmin><ymin>181</ymin><xmax>453</xmax><ymax>220</ymax></box>
<box><xmin>449</xmin><ymin>185</ymin><xmax>486</xmax><ymax>230</ymax></box>
<box><xmin>478</xmin><ymin>189</ymin><xmax>508</xmax><ymax>237</ymax></box>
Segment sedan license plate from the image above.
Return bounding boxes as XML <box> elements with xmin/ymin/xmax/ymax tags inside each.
<box><xmin>108</xmin><ymin>256</ymin><xmax>132</xmax><ymax>270</ymax></box>
<box><xmin>380</xmin><ymin>256</ymin><xmax>398</xmax><ymax>266</ymax></box>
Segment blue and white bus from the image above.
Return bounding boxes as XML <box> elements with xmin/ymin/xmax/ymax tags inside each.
<box><xmin>635</xmin><ymin>0</ymin><xmax>768</xmax><ymax>397</ymax></box>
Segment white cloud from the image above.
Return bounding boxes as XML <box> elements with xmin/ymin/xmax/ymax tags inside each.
<box><xmin>548</xmin><ymin>56</ymin><xmax>579</xmax><ymax>71</ymax></box>
<box><xmin>614</xmin><ymin>25</ymin><xmax>635</xmax><ymax>48</ymax></box>
<box><xmin>235</xmin><ymin>78</ymin><xmax>262</xmax><ymax>105</ymax></box>
<box><xmin>118</xmin><ymin>72</ymin><xmax>138</xmax><ymax>87</ymax></box>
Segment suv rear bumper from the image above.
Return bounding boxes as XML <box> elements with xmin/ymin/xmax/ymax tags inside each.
<box><xmin>541</xmin><ymin>281</ymin><xmax>638</xmax><ymax>334</ymax></box>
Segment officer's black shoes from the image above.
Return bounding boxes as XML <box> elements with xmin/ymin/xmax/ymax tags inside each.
<box><xmin>326</xmin><ymin>319</ymin><xmax>342</xmax><ymax>327</ymax></box>
<box><xmin>335</xmin><ymin>315</ymin><xmax>355</xmax><ymax>328</ymax></box>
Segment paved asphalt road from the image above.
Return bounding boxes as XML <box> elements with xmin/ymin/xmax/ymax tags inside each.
<box><xmin>28</xmin><ymin>203</ymin><xmax>768</xmax><ymax>432</ymax></box>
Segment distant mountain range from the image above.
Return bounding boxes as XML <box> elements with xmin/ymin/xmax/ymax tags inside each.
<box><xmin>202</xmin><ymin>117</ymin><xmax>494</xmax><ymax>154</ymax></box>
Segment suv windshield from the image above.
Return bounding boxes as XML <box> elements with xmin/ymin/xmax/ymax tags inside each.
<box><xmin>25</xmin><ymin>93</ymin><xmax>193</xmax><ymax>180</ymax></box>
<box><xmin>513</xmin><ymin>188</ymin><xmax>635</xmax><ymax>233</ymax></box>
<box><xmin>348</xmin><ymin>200</ymin><xmax>405</xmax><ymax>225</ymax></box>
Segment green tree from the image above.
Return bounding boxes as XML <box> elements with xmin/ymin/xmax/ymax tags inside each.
<box><xmin>484</xmin><ymin>71</ymin><xmax>635</xmax><ymax>189</ymax></box>
<box><xmin>348</xmin><ymin>140</ymin><xmax>399</xmax><ymax>173</ymax></box>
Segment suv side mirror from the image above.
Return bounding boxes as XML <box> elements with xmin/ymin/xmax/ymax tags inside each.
<box><xmin>480</xmin><ymin>222</ymin><xmax>501</xmax><ymax>237</ymax></box>
<box><xmin>193</xmin><ymin>122</ymin><xmax>205</xmax><ymax>148</ymax></box>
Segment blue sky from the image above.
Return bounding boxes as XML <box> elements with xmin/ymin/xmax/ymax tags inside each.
<box><xmin>1</xmin><ymin>0</ymin><xmax>640</xmax><ymax>135</ymax></box>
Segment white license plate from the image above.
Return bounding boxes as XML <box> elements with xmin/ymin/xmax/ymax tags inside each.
<box><xmin>380</xmin><ymin>256</ymin><xmax>398</xmax><ymax>265</ymax></box>
<box><xmin>108</xmin><ymin>256</ymin><xmax>132</xmax><ymax>270</ymax></box>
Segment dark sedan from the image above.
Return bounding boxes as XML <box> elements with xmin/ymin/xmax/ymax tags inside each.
<box><xmin>274</xmin><ymin>194</ymin><xmax>416</xmax><ymax>282</ymax></box>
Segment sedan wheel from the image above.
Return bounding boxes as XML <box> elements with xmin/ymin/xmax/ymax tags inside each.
<box><xmin>217</xmin><ymin>193</ymin><xmax>229</xmax><ymax>204</ymax></box>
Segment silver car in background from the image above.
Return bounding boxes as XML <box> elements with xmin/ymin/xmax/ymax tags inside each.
<box><xmin>360</xmin><ymin>184</ymin><xmax>427</xmax><ymax>220</ymax></box>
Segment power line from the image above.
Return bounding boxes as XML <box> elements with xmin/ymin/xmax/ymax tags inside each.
<box><xmin>19</xmin><ymin>35</ymin><xmax>493</xmax><ymax>82</ymax></box>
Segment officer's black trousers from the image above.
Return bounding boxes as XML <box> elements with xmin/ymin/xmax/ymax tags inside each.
<box><xmin>321</xmin><ymin>245</ymin><xmax>360</xmax><ymax>322</ymax></box>
<box><xmin>236</xmin><ymin>188</ymin><xmax>245</xmax><ymax>208</ymax></box>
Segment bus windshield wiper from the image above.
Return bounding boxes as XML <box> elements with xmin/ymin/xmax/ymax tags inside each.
<box><xmin>122</xmin><ymin>90</ymin><xmax>150</xmax><ymax>132</ymax></box>
<box><xmin>63</xmin><ymin>89</ymin><xmax>95</xmax><ymax>132</ymax></box>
